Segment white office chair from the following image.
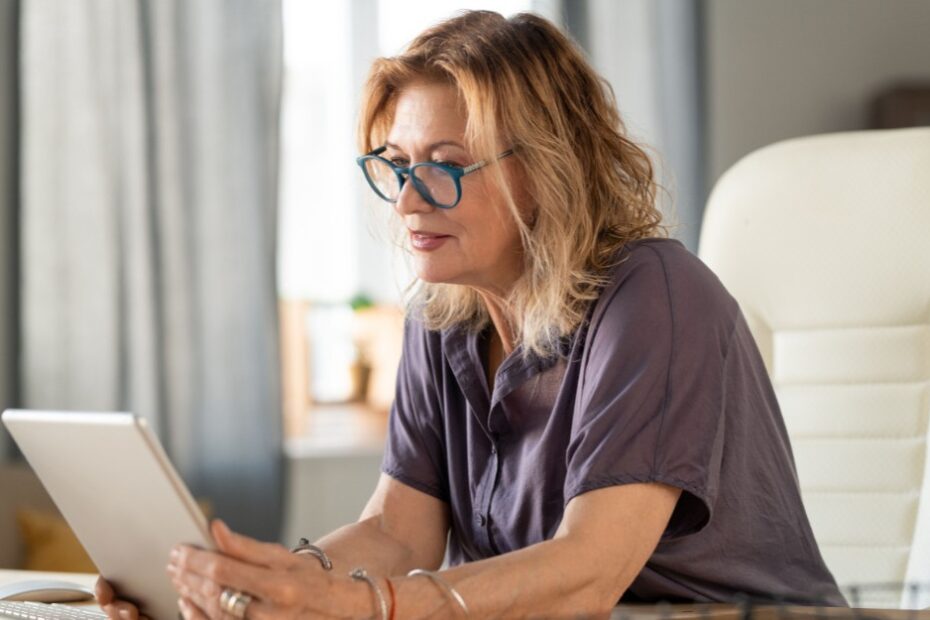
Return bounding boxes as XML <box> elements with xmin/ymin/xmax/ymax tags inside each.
<box><xmin>698</xmin><ymin>128</ymin><xmax>930</xmax><ymax>609</ymax></box>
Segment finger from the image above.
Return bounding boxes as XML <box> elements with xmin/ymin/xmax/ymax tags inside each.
<box><xmin>171</xmin><ymin>567</ymin><xmax>252</xmax><ymax>620</ymax></box>
<box><xmin>178</xmin><ymin>597</ymin><xmax>210</xmax><ymax>620</ymax></box>
<box><xmin>170</xmin><ymin>566</ymin><xmax>290</xmax><ymax>620</ymax></box>
<box><xmin>211</xmin><ymin>519</ymin><xmax>296</xmax><ymax>570</ymax></box>
<box><xmin>170</xmin><ymin>545</ymin><xmax>284</xmax><ymax>602</ymax></box>
<box><xmin>100</xmin><ymin>604</ymin><xmax>120</xmax><ymax>620</ymax></box>
<box><xmin>169</xmin><ymin>567</ymin><xmax>219</xmax><ymax>617</ymax></box>
<box><xmin>95</xmin><ymin>577</ymin><xmax>114</xmax><ymax>605</ymax></box>
<box><xmin>235</xmin><ymin>598</ymin><xmax>280</xmax><ymax>620</ymax></box>
<box><xmin>102</xmin><ymin>601</ymin><xmax>139</xmax><ymax>620</ymax></box>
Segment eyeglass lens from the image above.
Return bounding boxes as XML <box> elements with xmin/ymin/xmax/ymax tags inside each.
<box><xmin>362</xmin><ymin>158</ymin><xmax>458</xmax><ymax>207</ymax></box>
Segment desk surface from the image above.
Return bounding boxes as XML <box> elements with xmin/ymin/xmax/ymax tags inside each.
<box><xmin>2</xmin><ymin>570</ymin><xmax>928</xmax><ymax>619</ymax></box>
<box><xmin>1</xmin><ymin>570</ymin><xmax>97</xmax><ymax>586</ymax></box>
<box><xmin>0</xmin><ymin>569</ymin><xmax>101</xmax><ymax>611</ymax></box>
<box><xmin>609</xmin><ymin>604</ymin><xmax>930</xmax><ymax>620</ymax></box>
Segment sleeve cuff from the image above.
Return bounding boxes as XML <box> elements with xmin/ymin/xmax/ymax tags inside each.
<box><xmin>382</xmin><ymin>465</ymin><xmax>449</xmax><ymax>502</ymax></box>
<box><xmin>564</xmin><ymin>472</ymin><xmax>713</xmax><ymax>540</ymax></box>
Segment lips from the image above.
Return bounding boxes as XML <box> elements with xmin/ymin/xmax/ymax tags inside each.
<box><xmin>409</xmin><ymin>229</ymin><xmax>452</xmax><ymax>251</ymax></box>
<box><xmin>410</xmin><ymin>229</ymin><xmax>450</xmax><ymax>238</ymax></box>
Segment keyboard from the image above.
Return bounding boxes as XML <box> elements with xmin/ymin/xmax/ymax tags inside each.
<box><xmin>0</xmin><ymin>601</ymin><xmax>107</xmax><ymax>619</ymax></box>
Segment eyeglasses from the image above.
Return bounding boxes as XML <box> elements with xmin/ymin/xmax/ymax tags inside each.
<box><xmin>356</xmin><ymin>145</ymin><xmax>514</xmax><ymax>209</ymax></box>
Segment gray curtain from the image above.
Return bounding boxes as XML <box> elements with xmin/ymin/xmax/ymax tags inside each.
<box><xmin>564</xmin><ymin>0</ymin><xmax>707</xmax><ymax>251</ymax></box>
<box><xmin>0</xmin><ymin>0</ymin><xmax>19</xmax><ymax>462</ymax></box>
<box><xmin>18</xmin><ymin>0</ymin><xmax>284</xmax><ymax>541</ymax></box>
<box><xmin>654</xmin><ymin>0</ymin><xmax>706</xmax><ymax>251</ymax></box>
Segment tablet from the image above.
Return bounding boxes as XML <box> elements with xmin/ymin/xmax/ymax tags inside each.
<box><xmin>1</xmin><ymin>409</ymin><xmax>215</xmax><ymax>620</ymax></box>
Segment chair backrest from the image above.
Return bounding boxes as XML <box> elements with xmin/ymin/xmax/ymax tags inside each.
<box><xmin>698</xmin><ymin>128</ymin><xmax>930</xmax><ymax>608</ymax></box>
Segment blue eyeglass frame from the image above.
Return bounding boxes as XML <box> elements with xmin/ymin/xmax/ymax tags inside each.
<box><xmin>356</xmin><ymin>145</ymin><xmax>515</xmax><ymax>209</ymax></box>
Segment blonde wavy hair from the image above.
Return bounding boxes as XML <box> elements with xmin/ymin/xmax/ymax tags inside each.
<box><xmin>358</xmin><ymin>10</ymin><xmax>666</xmax><ymax>358</ymax></box>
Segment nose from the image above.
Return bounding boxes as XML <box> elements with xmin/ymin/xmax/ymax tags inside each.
<box><xmin>393</xmin><ymin>176</ymin><xmax>434</xmax><ymax>216</ymax></box>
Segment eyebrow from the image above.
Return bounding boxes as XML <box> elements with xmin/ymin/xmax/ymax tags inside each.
<box><xmin>384</xmin><ymin>140</ymin><xmax>466</xmax><ymax>152</ymax></box>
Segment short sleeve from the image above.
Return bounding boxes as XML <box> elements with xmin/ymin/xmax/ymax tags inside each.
<box><xmin>381</xmin><ymin>318</ymin><xmax>450</xmax><ymax>502</ymax></box>
<box><xmin>565</xmin><ymin>243</ymin><xmax>738</xmax><ymax>540</ymax></box>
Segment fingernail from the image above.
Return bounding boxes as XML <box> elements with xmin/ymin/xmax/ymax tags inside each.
<box><xmin>217</xmin><ymin>519</ymin><xmax>230</xmax><ymax>535</ymax></box>
<box><xmin>119</xmin><ymin>610</ymin><xmax>131</xmax><ymax>620</ymax></box>
<box><xmin>165</xmin><ymin>563</ymin><xmax>176</xmax><ymax>574</ymax></box>
<box><xmin>170</xmin><ymin>547</ymin><xmax>180</xmax><ymax>560</ymax></box>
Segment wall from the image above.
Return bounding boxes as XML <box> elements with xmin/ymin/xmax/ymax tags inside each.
<box><xmin>282</xmin><ymin>450</ymin><xmax>383</xmax><ymax>545</ymax></box>
<box><xmin>706</xmin><ymin>0</ymin><xmax>930</xmax><ymax>183</ymax></box>
<box><xmin>582</xmin><ymin>0</ymin><xmax>706</xmax><ymax>250</ymax></box>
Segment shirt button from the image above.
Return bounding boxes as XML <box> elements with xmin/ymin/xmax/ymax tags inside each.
<box><xmin>476</xmin><ymin>513</ymin><xmax>486</xmax><ymax>527</ymax></box>
<box><xmin>490</xmin><ymin>444</ymin><xmax>497</xmax><ymax>454</ymax></box>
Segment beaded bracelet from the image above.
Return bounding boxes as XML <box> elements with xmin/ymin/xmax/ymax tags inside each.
<box><xmin>407</xmin><ymin>568</ymin><xmax>469</xmax><ymax>616</ymax></box>
<box><xmin>290</xmin><ymin>537</ymin><xmax>333</xmax><ymax>571</ymax></box>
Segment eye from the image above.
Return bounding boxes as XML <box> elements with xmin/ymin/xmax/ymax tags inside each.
<box><xmin>434</xmin><ymin>160</ymin><xmax>464</xmax><ymax>169</ymax></box>
<box><xmin>389</xmin><ymin>157</ymin><xmax>409</xmax><ymax>167</ymax></box>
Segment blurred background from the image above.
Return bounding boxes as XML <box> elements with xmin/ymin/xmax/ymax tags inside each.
<box><xmin>0</xmin><ymin>0</ymin><xmax>928</xmax><ymax>574</ymax></box>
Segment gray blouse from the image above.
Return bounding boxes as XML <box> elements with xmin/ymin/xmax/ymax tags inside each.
<box><xmin>382</xmin><ymin>238</ymin><xmax>845</xmax><ymax>606</ymax></box>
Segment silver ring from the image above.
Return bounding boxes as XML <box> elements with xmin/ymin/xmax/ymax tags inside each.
<box><xmin>219</xmin><ymin>587</ymin><xmax>252</xmax><ymax>619</ymax></box>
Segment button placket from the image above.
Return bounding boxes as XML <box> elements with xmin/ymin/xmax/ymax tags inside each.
<box><xmin>483</xmin><ymin>447</ymin><xmax>504</xmax><ymax>555</ymax></box>
<box><xmin>472</xmin><ymin>437</ymin><xmax>502</xmax><ymax>555</ymax></box>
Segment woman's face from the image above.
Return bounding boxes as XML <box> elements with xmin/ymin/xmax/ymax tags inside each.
<box><xmin>384</xmin><ymin>81</ymin><xmax>525</xmax><ymax>296</ymax></box>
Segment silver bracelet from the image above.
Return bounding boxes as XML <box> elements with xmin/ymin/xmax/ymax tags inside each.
<box><xmin>407</xmin><ymin>568</ymin><xmax>469</xmax><ymax>616</ymax></box>
<box><xmin>291</xmin><ymin>537</ymin><xmax>333</xmax><ymax>571</ymax></box>
<box><xmin>350</xmin><ymin>567</ymin><xmax>388</xmax><ymax>620</ymax></box>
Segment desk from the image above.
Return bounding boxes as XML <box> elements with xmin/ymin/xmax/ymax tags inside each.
<box><xmin>2</xmin><ymin>570</ymin><xmax>928</xmax><ymax>619</ymax></box>
<box><xmin>0</xmin><ymin>569</ymin><xmax>100</xmax><ymax>611</ymax></box>
<box><xmin>609</xmin><ymin>604</ymin><xmax>930</xmax><ymax>619</ymax></box>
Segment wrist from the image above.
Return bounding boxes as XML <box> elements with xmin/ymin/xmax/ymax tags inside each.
<box><xmin>325</xmin><ymin>574</ymin><xmax>380</xmax><ymax>619</ymax></box>
<box><xmin>349</xmin><ymin>569</ymin><xmax>390</xmax><ymax>620</ymax></box>
<box><xmin>291</xmin><ymin>538</ymin><xmax>334</xmax><ymax>571</ymax></box>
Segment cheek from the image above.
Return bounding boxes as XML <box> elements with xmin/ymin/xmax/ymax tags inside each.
<box><xmin>443</xmin><ymin>176</ymin><xmax>524</xmax><ymax>263</ymax></box>
<box><xmin>460</xmin><ymin>206</ymin><xmax>521</xmax><ymax>262</ymax></box>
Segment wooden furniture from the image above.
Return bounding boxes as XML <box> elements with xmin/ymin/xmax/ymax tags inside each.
<box><xmin>871</xmin><ymin>84</ymin><xmax>930</xmax><ymax>129</ymax></box>
<box><xmin>0</xmin><ymin>464</ymin><xmax>58</xmax><ymax>569</ymax></box>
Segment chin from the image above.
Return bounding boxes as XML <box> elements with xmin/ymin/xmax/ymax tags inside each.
<box><xmin>416</xmin><ymin>269</ymin><xmax>463</xmax><ymax>285</ymax></box>
<box><xmin>413</xmin><ymin>256</ymin><xmax>468</xmax><ymax>285</ymax></box>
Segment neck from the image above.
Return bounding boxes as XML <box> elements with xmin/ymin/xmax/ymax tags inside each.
<box><xmin>477</xmin><ymin>290</ymin><xmax>517</xmax><ymax>356</ymax></box>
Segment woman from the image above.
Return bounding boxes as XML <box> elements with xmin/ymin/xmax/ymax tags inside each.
<box><xmin>99</xmin><ymin>10</ymin><xmax>844</xmax><ymax>619</ymax></box>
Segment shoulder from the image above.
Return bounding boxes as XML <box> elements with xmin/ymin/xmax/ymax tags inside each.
<box><xmin>586</xmin><ymin>238</ymin><xmax>740</xmax><ymax>353</ymax></box>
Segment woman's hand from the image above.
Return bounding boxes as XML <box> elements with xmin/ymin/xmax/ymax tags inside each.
<box><xmin>95</xmin><ymin>576</ymin><xmax>149</xmax><ymax>620</ymax></box>
<box><xmin>167</xmin><ymin>519</ymin><xmax>371</xmax><ymax>619</ymax></box>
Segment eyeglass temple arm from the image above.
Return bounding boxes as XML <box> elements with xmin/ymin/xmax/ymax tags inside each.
<box><xmin>462</xmin><ymin>149</ymin><xmax>515</xmax><ymax>174</ymax></box>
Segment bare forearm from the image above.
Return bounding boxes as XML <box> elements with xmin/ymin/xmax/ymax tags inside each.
<box><xmin>386</xmin><ymin>484</ymin><xmax>677</xmax><ymax>619</ymax></box>
<box><xmin>393</xmin><ymin>536</ymin><xmax>628</xmax><ymax>619</ymax></box>
<box><xmin>312</xmin><ymin>516</ymin><xmax>426</xmax><ymax>576</ymax></box>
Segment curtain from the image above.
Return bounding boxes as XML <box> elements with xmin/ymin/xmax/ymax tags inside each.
<box><xmin>564</xmin><ymin>0</ymin><xmax>707</xmax><ymax>251</ymax></box>
<box><xmin>0</xmin><ymin>0</ymin><xmax>19</xmax><ymax>462</ymax></box>
<box><xmin>17</xmin><ymin>0</ymin><xmax>284</xmax><ymax>541</ymax></box>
